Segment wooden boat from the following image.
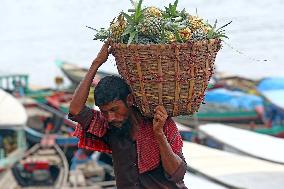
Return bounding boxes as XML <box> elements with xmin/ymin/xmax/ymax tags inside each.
<box><xmin>176</xmin><ymin>122</ymin><xmax>196</xmax><ymax>142</ymax></box>
<box><xmin>19</xmin><ymin>97</ymin><xmax>78</xmax><ymax>148</ymax></box>
<box><xmin>0</xmin><ymin>89</ymin><xmax>27</xmax><ymax>172</ymax></box>
<box><xmin>174</xmin><ymin>88</ymin><xmax>264</xmax><ymax>126</ymax></box>
<box><xmin>174</xmin><ymin>107</ymin><xmax>261</xmax><ymax>126</ymax></box>
<box><xmin>45</xmin><ymin>91</ymin><xmax>74</xmax><ymax>114</ymax></box>
<box><xmin>0</xmin><ymin>72</ymin><xmax>29</xmax><ymax>95</ymax></box>
<box><xmin>26</xmin><ymin>87</ymin><xmax>54</xmax><ymax>104</ymax></box>
<box><xmin>262</xmin><ymin>89</ymin><xmax>284</xmax><ymax>110</ymax></box>
<box><xmin>198</xmin><ymin>123</ymin><xmax>284</xmax><ymax>165</ymax></box>
<box><xmin>254</xmin><ymin>125</ymin><xmax>284</xmax><ymax>137</ymax></box>
<box><xmin>260</xmin><ymin>89</ymin><xmax>284</xmax><ymax>127</ymax></box>
<box><xmin>212</xmin><ymin>75</ymin><xmax>259</xmax><ymax>94</ymax></box>
<box><xmin>56</xmin><ymin>60</ymin><xmax>88</xmax><ymax>86</ymax></box>
<box><xmin>183</xmin><ymin>141</ymin><xmax>284</xmax><ymax>189</ymax></box>
<box><xmin>257</xmin><ymin>78</ymin><xmax>284</xmax><ymax>122</ymax></box>
<box><xmin>56</xmin><ymin>61</ymin><xmax>117</xmax><ymax>86</ymax></box>
<box><xmin>0</xmin><ymin>141</ymin><xmax>69</xmax><ymax>188</ymax></box>
<box><xmin>65</xmin><ymin>150</ymin><xmax>116</xmax><ymax>188</ymax></box>
<box><xmin>66</xmin><ymin>148</ymin><xmax>226</xmax><ymax>189</ymax></box>
<box><xmin>45</xmin><ymin>90</ymin><xmax>94</xmax><ymax>114</ymax></box>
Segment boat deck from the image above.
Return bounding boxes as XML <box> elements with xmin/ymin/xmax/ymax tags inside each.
<box><xmin>183</xmin><ymin>141</ymin><xmax>284</xmax><ymax>189</ymax></box>
<box><xmin>199</xmin><ymin>123</ymin><xmax>284</xmax><ymax>164</ymax></box>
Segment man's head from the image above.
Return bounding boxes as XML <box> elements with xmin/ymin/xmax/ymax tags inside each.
<box><xmin>94</xmin><ymin>76</ymin><xmax>133</xmax><ymax>128</ymax></box>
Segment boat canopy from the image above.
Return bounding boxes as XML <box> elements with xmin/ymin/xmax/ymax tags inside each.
<box><xmin>0</xmin><ymin>89</ymin><xmax>27</xmax><ymax>127</ymax></box>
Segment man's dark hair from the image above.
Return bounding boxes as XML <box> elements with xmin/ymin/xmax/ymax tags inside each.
<box><xmin>94</xmin><ymin>75</ymin><xmax>131</xmax><ymax>106</ymax></box>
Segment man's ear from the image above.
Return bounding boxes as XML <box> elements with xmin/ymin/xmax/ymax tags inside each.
<box><xmin>126</xmin><ymin>94</ymin><xmax>134</xmax><ymax>107</ymax></box>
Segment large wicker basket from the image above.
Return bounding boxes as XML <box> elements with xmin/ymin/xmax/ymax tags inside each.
<box><xmin>111</xmin><ymin>39</ymin><xmax>221</xmax><ymax>117</ymax></box>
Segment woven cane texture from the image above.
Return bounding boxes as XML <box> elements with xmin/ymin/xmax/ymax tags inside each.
<box><xmin>111</xmin><ymin>39</ymin><xmax>221</xmax><ymax>117</ymax></box>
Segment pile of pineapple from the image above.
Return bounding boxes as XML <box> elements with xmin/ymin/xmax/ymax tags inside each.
<box><xmin>93</xmin><ymin>0</ymin><xmax>230</xmax><ymax>45</ymax></box>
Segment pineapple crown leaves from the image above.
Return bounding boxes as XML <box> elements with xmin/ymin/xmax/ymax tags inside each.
<box><xmin>164</xmin><ymin>19</ymin><xmax>186</xmax><ymax>31</ymax></box>
<box><xmin>174</xmin><ymin>29</ymin><xmax>183</xmax><ymax>43</ymax></box>
<box><xmin>121</xmin><ymin>0</ymin><xmax>144</xmax><ymax>45</ymax></box>
<box><xmin>86</xmin><ymin>26</ymin><xmax>110</xmax><ymax>42</ymax></box>
<box><xmin>163</xmin><ymin>0</ymin><xmax>179</xmax><ymax>18</ymax></box>
<box><xmin>180</xmin><ymin>8</ymin><xmax>189</xmax><ymax>20</ymax></box>
<box><xmin>163</xmin><ymin>0</ymin><xmax>189</xmax><ymax>31</ymax></box>
<box><xmin>207</xmin><ymin>20</ymin><xmax>232</xmax><ymax>40</ymax></box>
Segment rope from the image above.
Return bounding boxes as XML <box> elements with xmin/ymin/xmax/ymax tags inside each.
<box><xmin>222</xmin><ymin>40</ymin><xmax>268</xmax><ymax>62</ymax></box>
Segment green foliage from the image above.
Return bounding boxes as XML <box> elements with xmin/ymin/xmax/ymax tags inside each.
<box><xmin>207</xmin><ymin>20</ymin><xmax>232</xmax><ymax>40</ymax></box>
<box><xmin>86</xmin><ymin>26</ymin><xmax>110</xmax><ymax>42</ymax></box>
<box><xmin>121</xmin><ymin>0</ymin><xmax>144</xmax><ymax>45</ymax></box>
<box><xmin>163</xmin><ymin>0</ymin><xmax>179</xmax><ymax>18</ymax></box>
<box><xmin>89</xmin><ymin>0</ymin><xmax>231</xmax><ymax>44</ymax></box>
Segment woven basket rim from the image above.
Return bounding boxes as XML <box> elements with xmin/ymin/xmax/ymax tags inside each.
<box><xmin>111</xmin><ymin>38</ymin><xmax>221</xmax><ymax>48</ymax></box>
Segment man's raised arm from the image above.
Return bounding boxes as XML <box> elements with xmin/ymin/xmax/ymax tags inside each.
<box><xmin>69</xmin><ymin>41</ymin><xmax>111</xmax><ymax>115</ymax></box>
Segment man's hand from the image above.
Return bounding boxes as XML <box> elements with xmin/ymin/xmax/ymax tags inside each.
<box><xmin>92</xmin><ymin>39</ymin><xmax>112</xmax><ymax>67</ymax></box>
<box><xmin>153</xmin><ymin>105</ymin><xmax>168</xmax><ymax>137</ymax></box>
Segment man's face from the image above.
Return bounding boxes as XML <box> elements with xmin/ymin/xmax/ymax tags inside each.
<box><xmin>99</xmin><ymin>100</ymin><xmax>130</xmax><ymax>128</ymax></box>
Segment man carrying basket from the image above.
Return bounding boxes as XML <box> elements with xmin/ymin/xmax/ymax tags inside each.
<box><xmin>69</xmin><ymin>40</ymin><xmax>188</xmax><ymax>189</ymax></box>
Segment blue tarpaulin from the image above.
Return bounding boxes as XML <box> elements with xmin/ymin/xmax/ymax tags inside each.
<box><xmin>257</xmin><ymin>78</ymin><xmax>284</xmax><ymax>92</ymax></box>
<box><xmin>205</xmin><ymin>88</ymin><xmax>263</xmax><ymax>110</ymax></box>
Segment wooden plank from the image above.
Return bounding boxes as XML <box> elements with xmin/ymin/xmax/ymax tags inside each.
<box><xmin>0</xmin><ymin>170</ymin><xmax>20</xmax><ymax>189</ymax></box>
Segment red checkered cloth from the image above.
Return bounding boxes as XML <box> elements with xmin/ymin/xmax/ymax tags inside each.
<box><xmin>73</xmin><ymin>110</ymin><xmax>183</xmax><ymax>173</ymax></box>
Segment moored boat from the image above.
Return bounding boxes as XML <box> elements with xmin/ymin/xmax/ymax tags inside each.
<box><xmin>183</xmin><ymin>141</ymin><xmax>284</xmax><ymax>189</ymax></box>
<box><xmin>0</xmin><ymin>89</ymin><xmax>27</xmax><ymax>172</ymax></box>
<box><xmin>0</xmin><ymin>141</ymin><xmax>69</xmax><ymax>188</ymax></box>
<box><xmin>174</xmin><ymin>88</ymin><xmax>264</xmax><ymax>126</ymax></box>
<box><xmin>257</xmin><ymin>77</ymin><xmax>284</xmax><ymax>127</ymax></box>
<box><xmin>254</xmin><ymin>125</ymin><xmax>284</xmax><ymax>137</ymax></box>
<box><xmin>19</xmin><ymin>97</ymin><xmax>78</xmax><ymax>148</ymax></box>
<box><xmin>45</xmin><ymin>90</ymin><xmax>94</xmax><ymax>114</ymax></box>
<box><xmin>212</xmin><ymin>75</ymin><xmax>260</xmax><ymax>94</ymax></box>
<box><xmin>198</xmin><ymin>123</ymin><xmax>284</xmax><ymax>164</ymax></box>
<box><xmin>176</xmin><ymin>122</ymin><xmax>196</xmax><ymax>142</ymax></box>
<box><xmin>56</xmin><ymin>60</ymin><xmax>117</xmax><ymax>86</ymax></box>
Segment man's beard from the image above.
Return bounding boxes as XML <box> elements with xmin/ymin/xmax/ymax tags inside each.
<box><xmin>110</xmin><ymin>119</ymin><xmax>131</xmax><ymax>138</ymax></box>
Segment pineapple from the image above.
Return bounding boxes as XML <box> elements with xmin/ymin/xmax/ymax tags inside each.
<box><xmin>137</xmin><ymin>17</ymin><xmax>162</xmax><ymax>37</ymax></box>
<box><xmin>164</xmin><ymin>31</ymin><xmax>176</xmax><ymax>43</ymax></box>
<box><xmin>110</xmin><ymin>13</ymin><xmax>127</xmax><ymax>42</ymax></box>
<box><xmin>179</xmin><ymin>27</ymin><xmax>192</xmax><ymax>41</ymax></box>
<box><xmin>192</xmin><ymin>28</ymin><xmax>207</xmax><ymax>41</ymax></box>
<box><xmin>188</xmin><ymin>15</ymin><xmax>206</xmax><ymax>31</ymax></box>
<box><xmin>199</xmin><ymin>23</ymin><xmax>211</xmax><ymax>34</ymax></box>
<box><xmin>137</xmin><ymin>35</ymin><xmax>159</xmax><ymax>44</ymax></box>
<box><xmin>144</xmin><ymin>6</ymin><xmax>162</xmax><ymax>17</ymax></box>
<box><xmin>91</xmin><ymin>0</ymin><xmax>230</xmax><ymax>44</ymax></box>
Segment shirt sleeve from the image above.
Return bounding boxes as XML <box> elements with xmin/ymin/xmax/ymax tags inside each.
<box><xmin>165</xmin><ymin>152</ymin><xmax>187</xmax><ymax>183</ymax></box>
<box><xmin>68</xmin><ymin>106</ymin><xmax>94</xmax><ymax>130</ymax></box>
<box><xmin>163</xmin><ymin>118</ymin><xmax>187</xmax><ymax>182</ymax></box>
<box><xmin>68</xmin><ymin>106</ymin><xmax>112</xmax><ymax>154</ymax></box>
